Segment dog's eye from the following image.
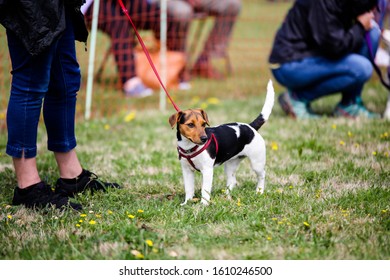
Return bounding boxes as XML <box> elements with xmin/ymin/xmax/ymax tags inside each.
<box><xmin>186</xmin><ymin>123</ymin><xmax>195</xmax><ymax>128</ymax></box>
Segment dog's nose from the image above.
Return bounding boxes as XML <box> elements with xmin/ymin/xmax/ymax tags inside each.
<box><xmin>200</xmin><ymin>136</ymin><xmax>208</xmax><ymax>143</ymax></box>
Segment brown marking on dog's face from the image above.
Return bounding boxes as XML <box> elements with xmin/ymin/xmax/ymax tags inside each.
<box><xmin>168</xmin><ymin>109</ymin><xmax>210</xmax><ymax>144</ymax></box>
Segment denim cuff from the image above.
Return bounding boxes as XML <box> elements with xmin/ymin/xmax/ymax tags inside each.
<box><xmin>47</xmin><ymin>138</ymin><xmax>77</xmax><ymax>153</ymax></box>
<box><xmin>6</xmin><ymin>144</ymin><xmax>37</xmax><ymax>158</ymax></box>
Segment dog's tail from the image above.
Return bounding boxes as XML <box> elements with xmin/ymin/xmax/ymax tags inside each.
<box><xmin>249</xmin><ymin>79</ymin><xmax>275</xmax><ymax>130</ymax></box>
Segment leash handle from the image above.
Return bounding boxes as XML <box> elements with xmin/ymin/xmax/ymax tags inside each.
<box><xmin>117</xmin><ymin>0</ymin><xmax>181</xmax><ymax>112</ymax></box>
<box><xmin>365</xmin><ymin>32</ymin><xmax>390</xmax><ymax>91</ymax></box>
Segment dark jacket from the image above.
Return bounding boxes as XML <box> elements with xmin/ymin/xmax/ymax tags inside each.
<box><xmin>269</xmin><ymin>0</ymin><xmax>378</xmax><ymax>64</ymax></box>
<box><xmin>0</xmin><ymin>0</ymin><xmax>88</xmax><ymax>56</ymax></box>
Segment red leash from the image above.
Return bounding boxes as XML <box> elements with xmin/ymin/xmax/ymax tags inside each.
<box><xmin>117</xmin><ymin>0</ymin><xmax>181</xmax><ymax>112</ymax></box>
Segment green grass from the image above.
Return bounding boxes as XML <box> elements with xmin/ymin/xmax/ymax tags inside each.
<box><xmin>0</xmin><ymin>0</ymin><xmax>389</xmax><ymax>260</ymax></box>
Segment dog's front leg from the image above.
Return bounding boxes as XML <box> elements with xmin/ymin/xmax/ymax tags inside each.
<box><xmin>181</xmin><ymin>163</ymin><xmax>195</xmax><ymax>206</ymax></box>
<box><xmin>200</xmin><ymin>168</ymin><xmax>213</xmax><ymax>205</ymax></box>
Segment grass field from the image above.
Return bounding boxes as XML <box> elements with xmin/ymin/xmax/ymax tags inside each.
<box><xmin>0</xmin><ymin>0</ymin><xmax>389</xmax><ymax>260</ymax></box>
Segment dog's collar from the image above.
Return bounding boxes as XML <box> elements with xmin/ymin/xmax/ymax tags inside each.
<box><xmin>178</xmin><ymin>145</ymin><xmax>199</xmax><ymax>155</ymax></box>
<box><xmin>177</xmin><ymin>133</ymin><xmax>218</xmax><ymax>172</ymax></box>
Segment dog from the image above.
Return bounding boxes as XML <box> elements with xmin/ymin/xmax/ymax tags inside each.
<box><xmin>169</xmin><ymin>80</ymin><xmax>275</xmax><ymax>205</ymax></box>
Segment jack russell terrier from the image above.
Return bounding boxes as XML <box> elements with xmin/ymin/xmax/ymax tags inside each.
<box><xmin>169</xmin><ymin>80</ymin><xmax>275</xmax><ymax>205</ymax></box>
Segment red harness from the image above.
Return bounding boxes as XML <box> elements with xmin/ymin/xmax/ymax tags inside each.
<box><xmin>177</xmin><ymin>134</ymin><xmax>218</xmax><ymax>172</ymax></box>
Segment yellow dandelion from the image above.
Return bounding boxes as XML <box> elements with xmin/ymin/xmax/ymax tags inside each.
<box><xmin>79</xmin><ymin>219</ymin><xmax>83</xmax><ymax>223</ymax></box>
<box><xmin>128</xmin><ymin>214</ymin><xmax>135</xmax><ymax>219</ymax></box>
<box><xmin>384</xmin><ymin>152</ymin><xmax>389</xmax><ymax>158</ymax></box>
<box><xmin>236</xmin><ymin>198</ymin><xmax>241</xmax><ymax>207</ymax></box>
<box><xmin>289</xmin><ymin>185</ymin><xmax>293</xmax><ymax>189</ymax></box>
<box><xmin>380</xmin><ymin>132</ymin><xmax>388</xmax><ymax>139</ymax></box>
<box><xmin>7</xmin><ymin>214</ymin><xmax>12</xmax><ymax>220</ymax></box>
<box><xmin>372</xmin><ymin>151</ymin><xmax>377</xmax><ymax>156</ymax></box>
<box><xmin>266</xmin><ymin>236</ymin><xmax>272</xmax><ymax>241</ymax></box>
<box><xmin>331</xmin><ymin>124</ymin><xmax>337</xmax><ymax>129</ymax></box>
<box><xmin>104</xmin><ymin>124</ymin><xmax>110</xmax><ymax>130</ymax></box>
<box><xmin>152</xmin><ymin>248</ymin><xmax>159</xmax><ymax>253</ymax></box>
<box><xmin>124</xmin><ymin>111</ymin><xmax>136</xmax><ymax>123</ymax></box>
<box><xmin>107</xmin><ymin>210</ymin><xmax>113</xmax><ymax>215</ymax></box>
<box><xmin>347</xmin><ymin>131</ymin><xmax>353</xmax><ymax>137</ymax></box>
<box><xmin>381</xmin><ymin>209</ymin><xmax>388</xmax><ymax>213</ymax></box>
<box><xmin>137</xmin><ymin>209</ymin><xmax>144</xmax><ymax>213</ymax></box>
<box><xmin>145</xmin><ymin>239</ymin><xmax>153</xmax><ymax>247</ymax></box>
<box><xmin>200</xmin><ymin>102</ymin><xmax>208</xmax><ymax>109</ymax></box>
<box><xmin>271</xmin><ymin>218</ymin><xmax>277</xmax><ymax>221</ymax></box>
<box><xmin>95</xmin><ymin>214</ymin><xmax>102</xmax><ymax>218</ymax></box>
<box><xmin>190</xmin><ymin>96</ymin><xmax>200</xmax><ymax>105</ymax></box>
<box><xmin>339</xmin><ymin>140</ymin><xmax>345</xmax><ymax>146</ymax></box>
<box><xmin>76</xmin><ymin>224</ymin><xmax>81</xmax><ymax>227</ymax></box>
<box><xmin>89</xmin><ymin>220</ymin><xmax>96</xmax><ymax>225</ymax></box>
<box><xmin>303</xmin><ymin>222</ymin><xmax>310</xmax><ymax>227</ymax></box>
<box><xmin>271</xmin><ymin>142</ymin><xmax>278</xmax><ymax>151</ymax></box>
<box><xmin>131</xmin><ymin>250</ymin><xmax>144</xmax><ymax>259</ymax></box>
<box><xmin>207</xmin><ymin>97</ymin><xmax>220</xmax><ymax>105</ymax></box>
<box><xmin>80</xmin><ymin>214</ymin><xmax>87</xmax><ymax>217</ymax></box>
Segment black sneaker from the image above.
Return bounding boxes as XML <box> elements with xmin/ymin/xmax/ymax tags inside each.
<box><xmin>12</xmin><ymin>181</ymin><xmax>82</xmax><ymax>210</ymax></box>
<box><xmin>55</xmin><ymin>169</ymin><xmax>121</xmax><ymax>197</ymax></box>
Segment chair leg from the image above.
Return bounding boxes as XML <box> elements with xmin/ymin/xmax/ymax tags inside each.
<box><xmin>95</xmin><ymin>44</ymin><xmax>112</xmax><ymax>82</ymax></box>
<box><xmin>187</xmin><ymin>16</ymin><xmax>208</xmax><ymax>71</ymax></box>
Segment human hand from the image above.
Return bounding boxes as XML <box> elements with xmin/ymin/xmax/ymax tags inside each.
<box><xmin>357</xmin><ymin>11</ymin><xmax>375</xmax><ymax>31</ymax></box>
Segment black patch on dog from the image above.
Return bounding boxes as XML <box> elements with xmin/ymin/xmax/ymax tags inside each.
<box><xmin>206</xmin><ymin>123</ymin><xmax>255</xmax><ymax>165</ymax></box>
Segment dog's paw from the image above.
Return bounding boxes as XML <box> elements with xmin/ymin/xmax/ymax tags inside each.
<box><xmin>201</xmin><ymin>198</ymin><xmax>210</xmax><ymax>206</ymax></box>
<box><xmin>256</xmin><ymin>188</ymin><xmax>264</xmax><ymax>194</ymax></box>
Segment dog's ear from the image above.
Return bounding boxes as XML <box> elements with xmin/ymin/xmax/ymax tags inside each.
<box><xmin>168</xmin><ymin>111</ymin><xmax>183</xmax><ymax>129</ymax></box>
<box><xmin>199</xmin><ymin>109</ymin><xmax>210</xmax><ymax>126</ymax></box>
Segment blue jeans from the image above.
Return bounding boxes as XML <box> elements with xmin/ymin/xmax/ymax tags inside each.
<box><xmin>6</xmin><ymin>12</ymin><xmax>80</xmax><ymax>158</ymax></box>
<box><xmin>271</xmin><ymin>24</ymin><xmax>380</xmax><ymax>104</ymax></box>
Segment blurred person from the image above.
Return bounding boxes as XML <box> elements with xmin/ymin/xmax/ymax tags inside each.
<box><xmin>84</xmin><ymin>0</ymin><xmax>190</xmax><ymax>97</ymax></box>
<box><xmin>0</xmin><ymin>0</ymin><xmax>121</xmax><ymax>210</ymax></box>
<box><xmin>166</xmin><ymin>0</ymin><xmax>242</xmax><ymax>80</ymax></box>
<box><xmin>269</xmin><ymin>0</ymin><xmax>382</xmax><ymax>119</ymax></box>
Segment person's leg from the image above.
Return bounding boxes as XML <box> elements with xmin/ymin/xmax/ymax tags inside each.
<box><xmin>192</xmin><ymin>0</ymin><xmax>241</xmax><ymax>78</ymax></box>
<box><xmin>272</xmin><ymin>54</ymin><xmax>376</xmax><ymax>118</ymax></box>
<box><xmin>98</xmin><ymin>0</ymin><xmax>137</xmax><ymax>86</ymax></box>
<box><xmin>6</xmin><ymin>29</ymin><xmax>53</xmax><ymax>188</ymax></box>
<box><xmin>196</xmin><ymin>0</ymin><xmax>241</xmax><ymax>57</ymax></box>
<box><xmin>12</xmin><ymin>158</ymin><xmax>40</xmax><ymax>188</ymax></box>
<box><xmin>164</xmin><ymin>0</ymin><xmax>193</xmax><ymax>87</ymax></box>
<box><xmin>43</xmin><ymin>9</ymin><xmax>83</xmax><ymax>180</ymax></box>
<box><xmin>165</xmin><ymin>0</ymin><xmax>193</xmax><ymax>52</ymax></box>
<box><xmin>272</xmin><ymin>54</ymin><xmax>373</xmax><ymax>103</ymax></box>
<box><xmin>43</xmin><ymin>8</ymin><xmax>121</xmax><ymax>195</ymax></box>
<box><xmin>6</xmin><ymin>26</ymin><xmax>82</xmax><ymax>210</ymax></box>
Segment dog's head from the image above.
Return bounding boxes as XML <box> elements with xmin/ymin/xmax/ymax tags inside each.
<box><xmin>169</xmin><ymin>109</ymin><xmax>210</xmax><ymax>145</ymax></box>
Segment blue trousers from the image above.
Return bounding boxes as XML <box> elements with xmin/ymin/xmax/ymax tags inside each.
<box><xmin>271</xmin><ymin>24</ymin><xmax>381</xmax><ymax>104</ymax></box>
<box><xmin>6</xmin><ymin>12</ymin><xmax>80</xmax><ymax>158</ymax></box>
